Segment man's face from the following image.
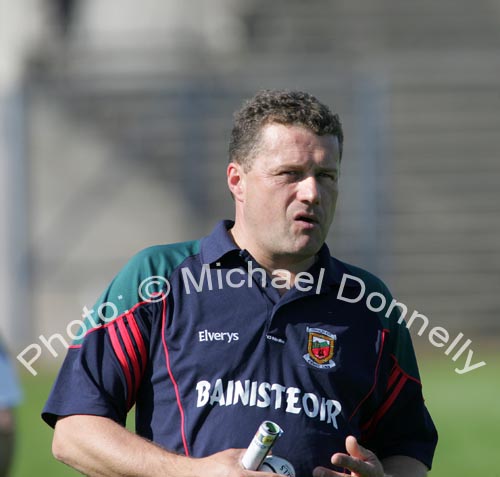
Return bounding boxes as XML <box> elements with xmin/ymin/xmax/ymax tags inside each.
<box><xmin>229</xmin><ymin>123</ymin><xmax>340</xmax><ymax>266</ymax></box>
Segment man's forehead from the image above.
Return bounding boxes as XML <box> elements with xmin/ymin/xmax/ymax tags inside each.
<box><xmin>256</xmin><ymin>123</ymin><xmax>340</xmax><ymax>164</ymax></box>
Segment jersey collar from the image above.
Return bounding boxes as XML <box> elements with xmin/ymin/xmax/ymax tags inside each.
<box><xmin>200</xmin><ymin>220</ymin><xmax>240</xmax><ymax>265</ymax></box>
<box><xmin>200</xmin><ymin>220</ymin><xmax>353</xmax><ymax>290</ymax></box>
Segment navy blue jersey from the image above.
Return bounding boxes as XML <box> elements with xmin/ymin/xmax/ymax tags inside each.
<box><xmin>42</xmin><ymin>221</ymin><xmax>437</xmax><ymax>475</ymax></box>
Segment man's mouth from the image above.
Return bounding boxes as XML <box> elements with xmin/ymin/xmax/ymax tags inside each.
<box><xmin>294</xmin><ymin>213</ymin><xmax>320</xmax><ymax>226</ymax></box>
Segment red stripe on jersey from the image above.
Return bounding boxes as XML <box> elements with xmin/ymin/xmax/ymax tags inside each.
<box><xmin>362</xmin><ymin>373</ymin><xmax>408</xmax><ymax>439</ymax></box>
<box><xmin>361</xmin><ymin>354</ymin><xmax>415</xmax><ymax>439</ymax></box>
<box><xmin>127</xmin><ymin>312</ymin><xmax>148</xmax><ymax>375</ymax></box>
<box><xmin>79</xmin><ymin>299</ymin><xmax>155</xmax><ymax>342</ymax></box>
<box><xmin>108</xmin><ymin>323</ymin><xmax>133</xmax><ymax>410</ymax></box>
<box><xmin>161</xmin><ymin>296</ymin><xmax>189</xmax><ymax>456</ymax></box>
<box><xmin>117</xmin><ymin>318</ymin><xmax>141</xmax><ymax>398</ymax></box>
<box><xmin>348</xmin><ymin>329</ymin><xmax>389</xmax><ymax>422</ymax></box>
<box><xmin>387</xmin><ymin>365</ymin><xmax>401</xmax><ymax>391</ymax></box>
<box><xmin>390</xmin><ymin>354</ymin><xmax>422</xmax><ymax>386</ymax></box>
<box><xmin>70</xmin><ymin>305</ymin><xmax>149</xmax><ymax>409</ymax></box>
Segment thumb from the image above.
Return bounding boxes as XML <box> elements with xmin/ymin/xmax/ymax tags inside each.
<box><xmin>345</xmin><ymin>436</ymin><xmax>372</xmax><ymax>461</ymax></box>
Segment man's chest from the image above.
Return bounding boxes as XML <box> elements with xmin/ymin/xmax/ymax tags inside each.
<box><xmin>148</xmin><ymin>289</ymin><xmax>386</xmax><ymax>416</ymax></box>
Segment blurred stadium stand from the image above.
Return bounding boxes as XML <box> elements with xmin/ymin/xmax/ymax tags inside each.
<box><xmin>1</xmin><ymin>0</ymin><xmax>499</xmax><ymax>359</ymax></box>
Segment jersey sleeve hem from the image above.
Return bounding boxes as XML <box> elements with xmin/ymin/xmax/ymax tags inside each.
<box><xmin>41</xmin><ymin>402</ymin><xmax>123</xmax><ymax>429</ymax></box>
<box><xmin>378</xmin><ymin>442</ymin><xmax>437</xmax><ymax>471</ymax></box>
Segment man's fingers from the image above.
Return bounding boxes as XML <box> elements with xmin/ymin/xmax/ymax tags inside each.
<box><xmin>315</xmin><ymin>437</ymin><xmax>383</xmax><ymax>477</ymax></box>
<box><xmin>345</xmin><ymin>435</ymin><xmax>373</xmax><ymax>461</ymax></box>
<box><xmin>313</xmin><ymin>465</ymin><xmax>348</xmax><ymax>477</ymax></box>
<box><xmin>332</xmin><ymin>453</ymin><xmax>371</xmax><ymax>474</ymax></box>
<box><xmin>329</xmin><ymin>436</ymin><xmax>384</xmax><ymax>477</ymax></box>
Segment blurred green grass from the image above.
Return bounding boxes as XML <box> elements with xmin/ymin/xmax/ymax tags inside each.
<box><xmin>10</xmin><ymin>351</ymin><xmax>500</xmax><ymax>476</ymax></box>
<box><xmin>418</xmin><ymin>351</ymin><xmax>500</xmax><ymax>476</ymax></box>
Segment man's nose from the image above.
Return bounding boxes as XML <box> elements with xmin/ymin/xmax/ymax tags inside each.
<box><xmin>297</xmin><ymin>175</ymin><xmax>320</xmax><ymax>204</ymax></box>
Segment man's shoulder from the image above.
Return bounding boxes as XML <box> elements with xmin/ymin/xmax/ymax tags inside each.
<box><xmin>76</xmin><ymin>239</ymin><xmax>202</xmax><ymax>337</ymax></box>
<box><xmin>97</xmin><ymin>239</ymin><xmax>201</xmax><ymax>307</ymax></box>
<box><xmin>330</xmin><ymin>256</ymin><xmax>393</xmax><ymax>298</ymax></box>
<box><xmin>128</xmin><ymin>239</ymin><xmax>201</xmax><ymax>275</ymax></box>
<box><xmin>332</xmin><ymin>256</ymin><xmax>421</xmax><ymax>375</ymax></box>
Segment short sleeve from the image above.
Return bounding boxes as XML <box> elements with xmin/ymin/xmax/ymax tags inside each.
<box><xmin>360</xmin><ymin>280</ymin><xmax>438</xmax><ymax>469</ymax></box>
<box><xmin>342</xmin><ymin>264</ymin><xmax>438</xmax><ymax>469</ymax></box>
<box><xmin>41</xmin><ymin>244</ymin><xmax>188</xmax><ymax>429</ymax></box>
<box><xmin>41</xmin><ymin>245</ymin><xmax>176</xmax><ymax>427</ymax></box>
<box><xmin>41</xmin><ymin>302</ymin><xmax>155</xmax><ymax>428</ymax></box>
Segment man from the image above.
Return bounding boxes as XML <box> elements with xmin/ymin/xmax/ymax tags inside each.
<box><xmin>0</xmin><ymin>337</ymin><xmax>22</xmax><ymax>477</ymax></box>
<box><xmin>42</xmin><ymin>90</ymin><xmax>437</xmax><ymax>476</ymax></box>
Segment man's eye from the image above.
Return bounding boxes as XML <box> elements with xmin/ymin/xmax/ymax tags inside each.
<box><xmin>280</xmin><ymin>171</ymin><xmax>301</xmax><ymax>178</ymax></box>
<box><xmin>318</xmin><ymin>172</ymin><xmax>337</xmax><ymax>181</ymax></box>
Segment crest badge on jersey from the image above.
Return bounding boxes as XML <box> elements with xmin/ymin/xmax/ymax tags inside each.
<box><xmin>303</xmin><ymin>327</ymin><xmax>336</xmax><ymax>369</ymax></box>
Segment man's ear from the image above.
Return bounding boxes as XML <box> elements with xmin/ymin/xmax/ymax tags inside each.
<box><xmin>227</xmin><ymin>162</ymin><xmax>245</xmax><ymax>201</ymax></box>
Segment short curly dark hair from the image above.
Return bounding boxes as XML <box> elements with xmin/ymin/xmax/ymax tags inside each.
<box><xmin>229</xmin><ymin>89</ymin><xmax>344</xmax><ymax>170</ymax></box>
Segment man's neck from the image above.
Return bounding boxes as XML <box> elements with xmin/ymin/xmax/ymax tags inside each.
<box><xmin>229</xmin><ymin>225</ymin><xmax>317</xmax><ymax>292</ymax></box>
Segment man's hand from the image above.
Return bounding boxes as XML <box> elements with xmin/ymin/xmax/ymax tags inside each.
<box><xmin>313</xmin><ymin>436</ymin><xmax>384</xmax><ymax>477</ymax></box>
<box><xmin>53</xmin><ymin>415</ymin><xmax>279</xmax><ymax>477</ymax></box>
<box><xmin>196</xmin><ymin>448</ymin><xmax>279</xmax><ymax>477</ymax></box>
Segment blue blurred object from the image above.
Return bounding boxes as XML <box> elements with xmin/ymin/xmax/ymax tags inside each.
<box><xmin>0</xmin><ymin>338</ymin><xmax>22</xmax><ymax>408</ymax></box>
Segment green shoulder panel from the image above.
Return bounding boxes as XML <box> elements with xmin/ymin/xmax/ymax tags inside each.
<box><xmin>342</xmin><ymin>262</ymin><xmax>421</xmax><ymax>381</ymax></box>
<box><xmin>73</xmin><ymin>239</ymin><xmax>200</xmax><ymax>345</ymax></box>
